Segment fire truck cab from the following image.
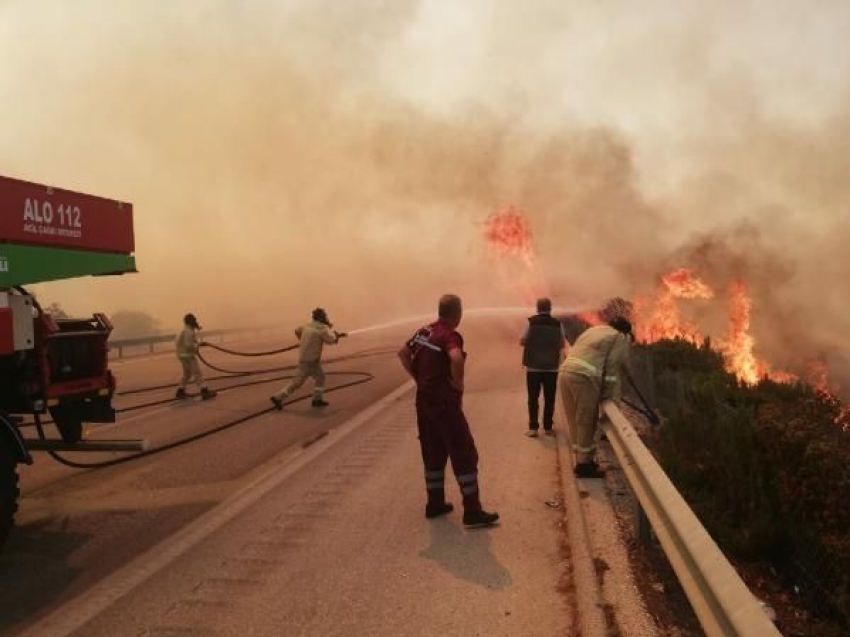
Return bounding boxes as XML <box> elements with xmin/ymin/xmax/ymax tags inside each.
<box><xmin>0</xmin><ymin>174</ymin><xmax>136</xmax><ymax>548</ymax></box>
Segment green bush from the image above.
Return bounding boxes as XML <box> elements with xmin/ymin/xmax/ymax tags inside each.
<box><xmin>635</xmin><ymin>337</ymin><xmax>726</xmax><ymax>376</ymax></box>
<box><xmin>645</xmin><ymin>338</ymin><xmax>850</xmax><ymax>621</ymax></box>
<box><xmin>654</xmin><ymin>378</ymin><xmax>786</xmax><ymax>558</ymax></box>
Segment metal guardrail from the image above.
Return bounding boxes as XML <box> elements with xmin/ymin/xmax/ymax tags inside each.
<box><xmin>600</xmin><ymin>400</ymin><xmax>783</xmax><ymax>637</ymax></box>
<box><xmin>108</xmin><ymin>325</ymin><xmax>279</xmax><ymax>358</ymax></box>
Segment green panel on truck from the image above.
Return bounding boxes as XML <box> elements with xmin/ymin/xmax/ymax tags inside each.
<box><xmin>0</xmin><ymin>244</ymin><xmax>136</xmax><ymax>287</ymax></box>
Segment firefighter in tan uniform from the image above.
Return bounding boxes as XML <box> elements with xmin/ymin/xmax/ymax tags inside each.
<box><xmin>559</xmin><ymin>316</ymin><xmax>633</xmax><ymax>478</ymax></box>
<box><xmin>175</xmin><ymin>313</ymin><xmax>217</xmax><ymax>400</ymax></box>
<box><xmin>270</xmin><ymin>308</ymin><xmax>346</xmax><ymax>409</ymax></box>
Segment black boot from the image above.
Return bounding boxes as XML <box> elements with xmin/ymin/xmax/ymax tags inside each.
<box><xmin>200</xmin><ymin>387</ymin><xmax>217</xmax><ymax>401</ymax></box>
<box><xmin>425</xmin><ymin>502</ymin><xmax>454</xmax><ymax>519</ymax></box>
<box><xmin>574</xmin><ymin>461</ymin><xmax>605</xmax><ymax>479</ymax></box>
<box><xmin>175</xmin><ymin>387</ymin><xmax>188</xmax><ymax>399</ymax></box>
<box><xmin>311</xmin><ymin>398</ymin><xmax>329</xmax><ymax>408</ymax></box>
<box><xmin>463</xmin><ymin>509</ymin><xmax>500</xmax><ymax>528</ymax></box>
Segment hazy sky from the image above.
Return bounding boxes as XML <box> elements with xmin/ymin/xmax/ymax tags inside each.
<box><xmin>2</xmin><ymin>1</ymin><xmax>849</xmax><ymax>379</ymax></box>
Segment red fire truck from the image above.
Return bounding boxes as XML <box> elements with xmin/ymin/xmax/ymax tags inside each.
<box><xmin>0</xmin><ymin>174</ymin><xmax>136</xmax><ymax>547</ymax></box>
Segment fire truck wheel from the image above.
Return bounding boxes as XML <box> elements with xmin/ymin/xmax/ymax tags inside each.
<box><xmin>49</xmin><ymin>407</ymin><xmax>84</xmax><ymax>444</ymax></box>
<box><xmin>0</xmin><ymin>441</ymin><xmax>19</xmax><ymax>548</ymax></box>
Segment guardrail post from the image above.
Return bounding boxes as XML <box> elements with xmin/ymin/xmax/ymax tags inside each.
<box><xmin>636</xmin><ymin>432</ymin><xmax>652</xmax><ymax>546</ymax></box>
<box><xmin>636</xmin><ymin>501</ymin><xmax>652</xmax><ymax>546</ymax></box>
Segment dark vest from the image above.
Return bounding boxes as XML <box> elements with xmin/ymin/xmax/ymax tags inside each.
<box><xmin>522</xmin><ymin>314</ymin><xmax>563</xmax><ymax>370</ymax></box>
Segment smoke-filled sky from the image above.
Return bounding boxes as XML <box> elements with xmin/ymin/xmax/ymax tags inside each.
<box><xmin>2</xmin><ymin>1</ymin><xmax>849</xmax><ymax>379</ymax></box>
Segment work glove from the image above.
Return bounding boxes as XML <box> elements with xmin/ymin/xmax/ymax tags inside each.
<box><xmin>334</xmin><ymin>331</ymin><xmax>348</xmax><ymax>340</ymax></box>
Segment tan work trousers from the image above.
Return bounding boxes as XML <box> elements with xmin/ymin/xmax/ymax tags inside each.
<box><xmin>273</xmin><ymin>361</ymin><xmax>325</xmax><ymax>400</ymax></box>
<box><xmin>178</xmin><ymin>356</ymin><xmax>205</xmax><ymax>390</ymax></box>
<box><xmin>558</xmin><ymin>372</ymin><xmax>600</xmax><ymax>464</ymax></box>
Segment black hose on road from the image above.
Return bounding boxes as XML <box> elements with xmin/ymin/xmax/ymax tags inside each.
<box><xmin>200</xmin><ymin>342</ymin><xmax>299</xmax><ymax>357</ymax></box>
<box><xmin>34</xmin><ymin>371</ymin><xmax>374</xmax><ymax>470</ymax></box>
<box><xmin>31</xmin><ymin>341</ymin><xmax>397</xmax><ymax>470</ymax></box>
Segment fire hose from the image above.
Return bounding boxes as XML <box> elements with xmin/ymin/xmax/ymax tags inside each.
<box><xmin>196</xmin><ymin>332</ymin><xmax>347</xmax><ymax>374</ymax></box>
<box><xmin>199</xmin><ymin>342</ymin><xmax>298</xmax><ymax>356</ymax></box>
<box><xmin>197</xmin><ymin>330</ymin><xmax>347</xmax><ymax>359</ymax></box>
<box><xmin>622</xmin><ymin>375</ymin><xmax>661</xmax><ymax>425</ymax></box>
<box><xmin>597</xmin><ymin>329</ymin><xmax>660</xmax><ymax>427</ymax></box>
<box><xmin>32</xmin><ymin>336</ymin><xmax>383</xmax><ymax>470</ymax></box>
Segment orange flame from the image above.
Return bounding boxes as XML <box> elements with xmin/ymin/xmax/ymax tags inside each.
<box><xmin>716</xmin><ymin>280</ymin><xmax>803</xmax><ymax>385</ymax></box>
<box><xmin>483</xmin><ymin>206</ymin><xmax>536</xmax><ymax>267</ymax></box>
<box><xmin>720</xmin><ymin>280</ymin><xmax>762</xmax><ymax>384</ymax></box>
<box><xmin>633</xmin><ymin>267</ymin><xmax>846</xmax><ymax>421</ymax></box>
<box><xmin>636</xmin><ymin>270</ymin><xmax>796</xmax><ymax>386</ymax></box>
<box><xmin>662</xmin><ymin>268</ymin><xmax>715</xmax><ymax>299</ymax></box>
<box><xmin>635</xmin><ymin>268</ymin><xmax>712</xmax><ymax>343</ymax></box>
<box><xmin>482</xmin><ymin>206</ymin><xmax>548</xmax><ymax>302</ymax></box>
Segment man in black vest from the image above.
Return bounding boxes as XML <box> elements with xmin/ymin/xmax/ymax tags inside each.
<box><xmin>520</xmin><ymin>298</ymin><xmax>566</xmax><ymax>437</ymax></box>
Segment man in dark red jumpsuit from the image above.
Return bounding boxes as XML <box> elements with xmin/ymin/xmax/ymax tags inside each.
<box><xmin>398</xmin><ymin>294</ymin><xmax>499</xmax><ymax>528</ymax></box>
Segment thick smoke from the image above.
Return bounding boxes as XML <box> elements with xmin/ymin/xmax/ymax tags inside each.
<box><xmin>1</xmin><ymin>1</ymin><xmax>849</xmax><ymax>386</ymax></box>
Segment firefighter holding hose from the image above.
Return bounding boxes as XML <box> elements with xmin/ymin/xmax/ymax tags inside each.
<box><xmin>270</xmin><ymin>308</ymin><xmax>347</xmax><ymax>409</ymax></box>
<box><xmin>175</xmin><ymin>313</ymin><xmax>217</xmax><ymax>401</ymax></box>
<box><xmin>559</xmin><ymin>315</ymin><xmax>634</xmax><ymax>478</ymax></box>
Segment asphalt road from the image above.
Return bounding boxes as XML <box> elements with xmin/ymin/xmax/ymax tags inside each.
<box><xmin>0</xmin><ymin>314</ymin><xmax>657</xmax><ymax>637</ymax></box>
<box><xmin>2</xmin><ymin>323</ymin><xmax>411</xmax><ymax>634</ymax></box>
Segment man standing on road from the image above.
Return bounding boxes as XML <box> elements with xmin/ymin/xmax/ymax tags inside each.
<box><xmin>271</xmin><ymin>308</ymin><xmax>346</xmax><ymax>409</ymax></box>
<box><xmin>559</xmin><ymin>316</ymin><xmax>634</xmax><ymax>478</ymax></box>
<box><xmin>520</xmin><ymin>297</ymin><xmax>566</xmax><ymax>437</ymax></box>
<box><xmin>398</xmin><ymin>294</ymin><xmax>499</xmax><ymax>528</ymax></box>
<box><xmin>175</xmin><ymin>313</ymin><xmax>217</xmax><ymax>401</ymax></box>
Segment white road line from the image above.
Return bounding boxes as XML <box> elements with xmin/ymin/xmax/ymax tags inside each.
<box><xmin>17</xmin><ymin>380</ymin><xmax>414</xmax><ymax>637</ymax></box>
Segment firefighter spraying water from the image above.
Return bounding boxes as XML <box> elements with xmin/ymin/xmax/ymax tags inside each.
<box><xmin>269</xmin><ymin>307</ymin><xmax>348</xmax><ymax>410</ymax></box>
